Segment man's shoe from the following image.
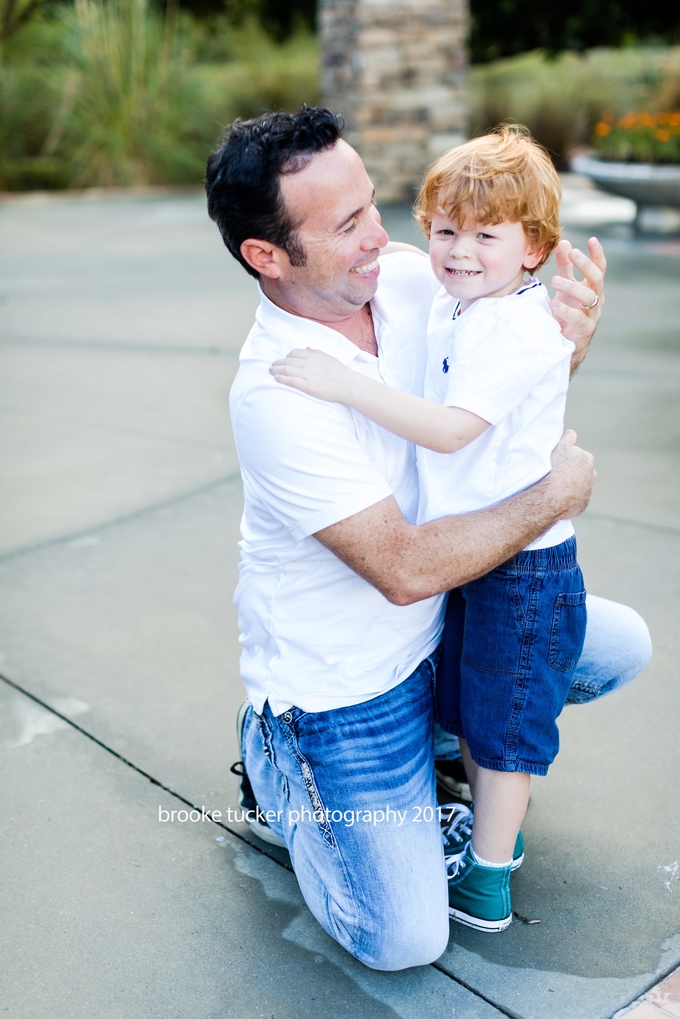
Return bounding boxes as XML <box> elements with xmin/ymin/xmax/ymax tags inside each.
<box><xmin>440</xmin><ymin>801</ymin><xmax>524</xmax><ymax>872</ymax></box>
<box><xmin>440</xmin><ymin>801</ymin><xmax>473</xmax><ymax>857</ymax></box>
<box><xmin>447</xmin><ymin>843</ymin><xmax>513</xmax><ymax>932</ymax></box>
<box><xmin>232</xmin><ymin>701</ymin><xmax>286</xmax><ymax>848</ymax></box>
<box><xmin>435</xmin><ymin>757</ymin><xmax>472</xmax><ymax>803</ymax></box>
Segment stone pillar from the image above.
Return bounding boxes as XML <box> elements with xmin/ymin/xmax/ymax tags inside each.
<box><xmin>320</xmin><ymin>0</ymin><xmax>468</xmax><ymax>203</ymax></box>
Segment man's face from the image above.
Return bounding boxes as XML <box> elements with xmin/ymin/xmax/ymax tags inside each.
<box><xmin>276</xmin><ymin>140</ymin><xmax>389</xmax><ymax>321</ymax></box>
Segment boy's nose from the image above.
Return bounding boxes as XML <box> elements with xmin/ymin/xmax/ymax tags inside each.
<box><xmin>448</xmin><ymin>236</ymin><xmax>472</xmax><ymax>258</ymax></box>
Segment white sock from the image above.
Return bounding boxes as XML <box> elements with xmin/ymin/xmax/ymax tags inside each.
<box><xmin>471</xmin><ymin>846</ymin><xmax>512</xmax><ymax>869</ymax></box>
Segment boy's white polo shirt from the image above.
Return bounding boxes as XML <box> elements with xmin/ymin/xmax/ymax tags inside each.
<box><xmin>230</xmin><ymin>253</ymin><xmax>443</xmax><ymax>716</ymax></box>
<box><xmin>417</xmin><ymin>280</ymin><xmax>575</xmax><ymax>550</ymax></box>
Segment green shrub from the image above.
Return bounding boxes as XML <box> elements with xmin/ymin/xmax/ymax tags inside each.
<box><xmin>470</xmin><ymin>47</ymin><xmax>680</xmax><ymax>167</ymax></box>
<box><xmin>197</xmin><ymin>22</ymin><xmax>318</xmax><ymax>127</ymax></box>
<box><xmin>62</xmin><ymin>0</ymin><xmax>215</xmax><ymax>185</ymax></box>
<box><xmin>0</xmin><ymin>4</ymin><xmax>318</xmax><ymax>190</ymax></box>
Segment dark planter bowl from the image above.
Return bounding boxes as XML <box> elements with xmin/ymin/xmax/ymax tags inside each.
<box><xmin>571</xmin><ymin>153</ymin><xmax>680</xmax><ymax>233</ymax></box>
<box><xmin>571</xmin><ymin>153</ymin><xmax>680</xmax><ymax>207</ymax></box>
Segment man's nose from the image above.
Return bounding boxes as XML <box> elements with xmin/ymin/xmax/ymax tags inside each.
<box><xmin>364</xmin><ymin>205</ymin><xmax>389</xmax><ymax>249</ymax></box>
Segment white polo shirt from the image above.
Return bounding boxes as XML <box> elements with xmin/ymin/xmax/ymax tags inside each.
<box><xmin>230</xmin><ymin>253</ymin><xmax>444</xmax><ymax>716</ymax></box>
<box><xmin>417</xmin><ymin>280</ymin><xmax>575</xmax><ymax>550</ymax></box>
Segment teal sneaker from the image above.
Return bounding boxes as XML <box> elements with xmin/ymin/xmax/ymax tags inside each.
<box><xmin>513</xmin><ymin>828</ymin><xmax>525</xmax><ymax>871</ymax></box>
<box><xmin>440</xmin><ymin>802</ymin><xmax>524</xmax><ymax>871</ymax></box>
<box><xmin>447</xmin><ymin>842</ymin><xmax>513</xmax><ymax>932</ymax></box>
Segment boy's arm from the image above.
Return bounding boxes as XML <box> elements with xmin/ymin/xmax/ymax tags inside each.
<box><xmin>270</xmin><ymin>347</ymin><xmax>490</xmax><ymax>453</ymax></box>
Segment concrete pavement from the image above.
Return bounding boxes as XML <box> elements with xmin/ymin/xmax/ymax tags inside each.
<box><xmin>0</xmin><ymin>184</ymin><xmax>678</xmax><ymax>1019</ymax></box>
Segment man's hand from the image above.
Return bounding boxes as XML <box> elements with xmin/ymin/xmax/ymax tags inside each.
<box><xmin>547</xmin><ymin>429</ymin><xmax>596</xmax><ymax>519</ymax></box>
<box><xmin>270</xmin><ymin>348</ymin><xmax>357</xmax><ymax>403</ymax></box>
<box><xmin>550</xmin><ymin>237</ymin><xmax>606</xmax><ymax>373</ymax></box>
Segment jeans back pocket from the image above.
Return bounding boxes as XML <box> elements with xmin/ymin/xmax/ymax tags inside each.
<box><xmin>548</xmin><ymin>590</ymin><xmax>587</xmax><ymax>672</ymax></box>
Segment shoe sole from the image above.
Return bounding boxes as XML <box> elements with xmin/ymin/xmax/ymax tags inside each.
<box><xmin>448</xmin><ymin>906</ymin><xmax>512</xmax><ymax>932</ymax></box>
<box><xmin>246</xmin><ymin>818</ymin><xmax>286</xmax><ymax>848</ymax></box>
<box><xmin>235</xmin><ymin>700</ymin><xmax>287</xmax><ymax>850</ymax></box>
<box><xmin>436</xmin><ymin>771</ymin><xmax>473</xmax><ymax>804</ymax></box>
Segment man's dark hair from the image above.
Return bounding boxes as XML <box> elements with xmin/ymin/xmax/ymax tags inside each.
<box><xmin>205</xmin><ymin>106</ymin><xmax>344</xmax><ymax>279</ymax></box>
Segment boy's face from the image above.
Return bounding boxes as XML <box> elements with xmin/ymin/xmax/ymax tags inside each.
<box><xmin>429</xmin><ymin>210</ymin><xmax>542</xmax><ymax>311</ymax></box>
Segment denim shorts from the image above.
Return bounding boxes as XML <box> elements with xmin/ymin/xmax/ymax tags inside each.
<box><xmin>437</xmin><ymin>536</ymin><xmax>587</xmax><ymax>776</ymax></box>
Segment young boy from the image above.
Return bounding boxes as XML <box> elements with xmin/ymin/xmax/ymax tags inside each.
<box><xmin>270</xmin><ymin>126</ymin><xmax>588</xmax><ymax>933</ymax></box>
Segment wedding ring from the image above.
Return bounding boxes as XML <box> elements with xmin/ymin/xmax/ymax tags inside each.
<box><xmin>581</xmin><ymin>295</ymin><xmax>599</xmax><ymax>311</ymax></box>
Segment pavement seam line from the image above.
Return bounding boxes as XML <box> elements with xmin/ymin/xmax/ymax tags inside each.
<box><xmin>1</xmin><ymin>668</ymin><xmax>518</xmax><ymax>1014</ymax></box>
<box><xmin>2</xmin><ymin>402</ymin><xmax>234</xmax><ymax>452</ymax></box>
<box><xmin>0</xmin><ymin>337</ymin><xmax>240</xmax><ymax>357</ymax></box>
<box><xmin>430</xmin><ymin>961</ymin><xmax>523</xmax><ymax>1018</ymax></box>
<box><xmin>612</xmin><ymin>965</ymin><xmax>680</xmax><ymax>1019</ymax></box>
<box><xmin>579</xmin><ymin>367</ymin><xmax>680</xmax><ymax>382</ymax></box>
<box><xmin>0</xmin><ymin>470</ymin><xmax>242</xmax><ymax>563</ymax></box>
<box><xmin>582</xmin><ymin>511</ymin><xmax>680</xmax><ymax>537</ymax></box>
<box><xmin>0</xmin><ymin>669</ymin><xmax>292</xmax><ymax>871</ymax></box>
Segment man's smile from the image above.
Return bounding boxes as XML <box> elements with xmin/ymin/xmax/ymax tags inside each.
<box><xmin>350</xmin><ymin>258</ymin><xmax>380</xmax><ymax>275</ymax></box>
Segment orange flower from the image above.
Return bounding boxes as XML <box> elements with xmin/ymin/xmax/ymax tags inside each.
<box><xmin>656</xmin><ymin>129</ymin><xmax>671</xmax><ymax>142</ymax></box>
<box><xmin>595</xmin><ymin>122</ymin><xmax>611</xmax><ymax>136</ymax></box>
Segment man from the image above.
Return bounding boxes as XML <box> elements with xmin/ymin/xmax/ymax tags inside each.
<box><xmin>205</xmin><ymin>107</ymin><xmax>651</xmax><ymax>970</ymax></box>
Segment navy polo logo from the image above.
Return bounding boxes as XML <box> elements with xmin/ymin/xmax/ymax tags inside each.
<box><xmin>442</xmin><ymin>357</ymin><xmax>449</xmax><ymax>374</ymax></box>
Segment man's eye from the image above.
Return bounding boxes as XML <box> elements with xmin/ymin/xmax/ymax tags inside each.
<box><xmin>344</xmin><ymin>220</ymin><xmax>357</xmax><ymax>233</ymax></box>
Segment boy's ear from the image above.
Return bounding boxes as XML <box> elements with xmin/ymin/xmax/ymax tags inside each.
<box><xmin>523</xmin><ymin>245</ymin><xmax>545</xmax><ymax>271</ymax></box>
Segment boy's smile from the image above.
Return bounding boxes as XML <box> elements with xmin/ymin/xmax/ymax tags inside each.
<box><xmin>429</xmin><ymin>212</ymin><xmax>543</xmax><ymax>312</ymax></box>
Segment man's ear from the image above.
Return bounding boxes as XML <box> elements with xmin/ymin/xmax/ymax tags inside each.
<box><xmin>240</xmin><ymin>239</ymin><xmax>286</xmax><ymax>279</ymax></box>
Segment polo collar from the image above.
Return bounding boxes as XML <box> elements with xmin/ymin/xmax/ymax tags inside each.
<box><xmin>250</xmin><ymin>285</ymin><xmax>386</xmax><ymax>366</ymax></box>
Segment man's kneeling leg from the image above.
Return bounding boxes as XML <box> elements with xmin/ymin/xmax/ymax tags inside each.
<box><xmin>567</xmin><ymin>594</ymin><xmax>652</xmax><ymax>704</ymax></box>
<box><xmin>243</xmin><ymin>657</ymin><xmax>449</xmax><ymax>970</ymax></box>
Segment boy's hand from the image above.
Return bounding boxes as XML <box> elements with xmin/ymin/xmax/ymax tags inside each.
<box><xmin>549</xmin><ymin>237</ymin><xmax>606</xmax><ymax>373</ymax></box>
<box><xmin>270</xmin><ymin>348</ymin><xmax>356</xmax><ymax>403</ymax></box>
<box><xmin>548</xmin><ymin>429</ymin><xmax>596</xmax><ymax>518</ymax></box>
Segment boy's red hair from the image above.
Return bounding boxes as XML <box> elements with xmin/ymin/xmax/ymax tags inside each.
<box><xmin>415</xmin><ymin>125</ymin><xmax>562</xmax><ymax>268</ymax></box>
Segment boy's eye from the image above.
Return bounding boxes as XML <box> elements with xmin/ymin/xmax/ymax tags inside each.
<box><xmin>477</xmin><ymin>232</ymin><xmax>494</xmax><ymax>240</ymax></box>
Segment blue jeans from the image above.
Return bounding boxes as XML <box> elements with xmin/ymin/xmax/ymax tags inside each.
<box><xmin>243</xmin><ymin>594</ymin><xmax>651</xmax><ymax>971</ymax></box>
<box><xmin>437</xmin><ymin>538</ymin><xmax>587</xmax><ymax>775</ymax></box>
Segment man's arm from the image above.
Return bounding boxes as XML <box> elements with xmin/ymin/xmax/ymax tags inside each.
<box><xmin>550</xmin><ymin>237</ymin><xmax>606</xmax><ymax>375</ymax></box>
<box><xmin>314</xmin><ymin>431</ymin><xmax>595</xmax><ymax>606</ymax></box>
